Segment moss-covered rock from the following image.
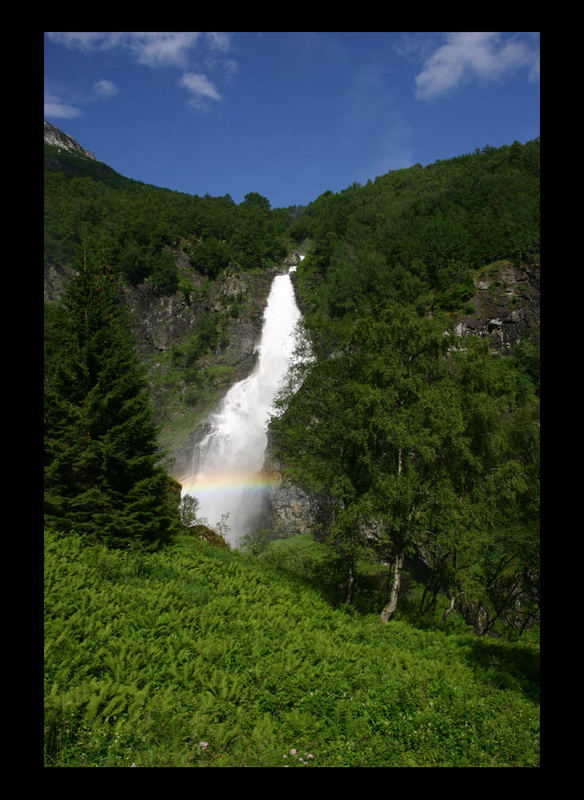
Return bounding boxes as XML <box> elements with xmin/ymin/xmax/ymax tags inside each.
<box><xmin>189</xmin><ymin>524</ymin><xmax>230</xmax><ymax>549</ymax></box>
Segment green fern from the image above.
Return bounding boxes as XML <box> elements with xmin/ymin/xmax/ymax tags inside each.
<box><xmin>44</xmin><ymin>530</ymin><xmax>539</xmax><ymax>767</ymax></box>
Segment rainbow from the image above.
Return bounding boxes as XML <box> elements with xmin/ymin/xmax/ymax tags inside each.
<box><xmin>179</xmin><ymin>470</ymin><xmax>281</xmax><ymax>497</ymax></box>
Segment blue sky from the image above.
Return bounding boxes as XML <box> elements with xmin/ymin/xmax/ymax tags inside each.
<box><xmin>44</xmin><ymin>32</ymin><xmax>540</xmax><ymax>210</ymax></box>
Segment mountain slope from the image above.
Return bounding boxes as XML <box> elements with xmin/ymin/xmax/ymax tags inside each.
<box><xmin>43</xmin><ymin>122</ymin><xmax>295</xmax><ymax>477</ymax></box>
<box><xmin>44</xmin><ymin>121</ymin><xmax>148</xmax><ymax>190</ymax></box>
<box><xmin>44</xmin><ymin>121</ymin><xmax>97</xmax><ymax>159</ymax></box>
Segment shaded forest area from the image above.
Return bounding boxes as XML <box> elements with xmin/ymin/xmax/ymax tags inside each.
<box><xmin>269</xmin><ymin>138</ymin><xmax>540</xmax><ymax>636</ymax></box>
<box><xmin>45</xmin><ymin>141</ymin><xmax>302</xmax><ymax>294</ymax></box>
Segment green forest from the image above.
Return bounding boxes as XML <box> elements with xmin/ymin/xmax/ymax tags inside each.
<box><xmin>45</xmin><ymin>141</ymin><xmax>297</xmax><ymax>292</ymax></box>
<box><xmin>44</xmin><ymin>134</ymin><xmax>540</xmax><ymax>767</ymax></box>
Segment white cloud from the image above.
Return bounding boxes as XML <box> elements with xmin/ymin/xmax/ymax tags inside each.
<box><xmin>179</xmin><ymin>72</ymin><xmax>222</xmax><ymax>108</ymax></box>
<box><xmin>46</xmin><ymin>32</ymin><xmax>236</xmax><ymax>111</ymax></box>
<box><xmin>46</xmin><ymin>32</ymin><xmax>202</xmax><ymax>68</ymax></box>
<box><xmin>44</xmin><ymin>91</ymin><xmax>82</xmax><ymax>119</ymax></box>
<box><xmin>44</xmin><ymin>100</ymin><xmax>82</xmax><ymax>119</ymax></box>
<box><xmin>414</xmin><ymin>32</ymin><xmax>540</xmax><ymax>100</ymax></box>
<box><xmin>44</xmin><ymin>77</ymin><xmax>118</xmax><ymax>120</ymax></box>
<box><xmin>205</xmin><ymin>32</ymin><xmax>232</xmax><ymax>53</ymax></box>
<box><xmin>94</xmin><ymin>78</ymin><xmax>119</xmax><ymax>98</ymax></box>
<box><xmin>129</xmin><ymin>32</ymin><xmax>202</xmax><ymax>67</ymax></box>
<box><xmin>45</xmin><ymin>32</ymin><xmax>113</xmax><ymax>51</ymax></box>
<box><xmin>223</xmin><ymin>59</ymin><xmax>239</xmax><ymax>78</ymax></box>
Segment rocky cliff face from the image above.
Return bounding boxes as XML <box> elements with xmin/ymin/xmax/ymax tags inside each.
<box><xmin>451</xmin><ymin>260</ymin><xmax>540</xmax><ymax>352</ymax></box>
<box><xmin>263</xmin><ymin>436</ymin><xmax>334</xmax><ymax>542</ymax></box>
<box><xmin>121</xmin><ymin>269</ymin><xmax>274</xmax><ymax>362</ymax></box>
<box><xmin>44</xmin><ymin>263</ymin><xmax>75</xmax><ymax>302</ymax></box>
<box><xmin>44</xmin><ymin>259</ymin><xmax>274</xmax><ymax>365</ymax></box>
<box><xmin>152</xmin><ymin>265</ymin><xmax>280</xmax><ymax>479</ymax></box>
<box><xmin>44</xmin><ymin>253</ymin><xmax>280</xmax><ymax>480</ymax></box>
<box><xmin>44</xmin><ymin>121</ymin><xmax>97</xmax><ymax>160</ymax></box>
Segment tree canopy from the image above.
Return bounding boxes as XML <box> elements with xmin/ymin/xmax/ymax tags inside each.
<box><xmin>45</xmin><ymin>145</ymin><xmax>294</xmax><ymax>294</ymax></box>
<box><xmin>44</xmin><ymin>236</ymin><xmax>182</xmax><ymax>548</ymax></box>
<box><xmin>291</xmin><ymin>139</ymin><xmax>539</xmax><ymax>319</ymax></box>
<box><xmin>271</xmin><ymin>139</ymin><xmax>540</xmax><ymax>633</ymax></box>
<box><xmin>272</xmin><ymin>304</ymin><xmax>539</xmax><ymax>633</ymax></box>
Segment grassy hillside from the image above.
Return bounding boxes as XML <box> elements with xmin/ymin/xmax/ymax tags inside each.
<box><xmin>44</xmin><ymin>529</ymin><xmax>539</xmax><ymax>767</ymax></box>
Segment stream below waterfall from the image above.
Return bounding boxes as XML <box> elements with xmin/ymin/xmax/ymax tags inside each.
<box><xmin>181</xmin><ymin>262</ymin><xmax>305</xmax><ymax>546</ymax></box>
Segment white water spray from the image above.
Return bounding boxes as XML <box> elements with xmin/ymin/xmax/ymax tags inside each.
<box><xmin>182</xmin><ymin>264</ymin><xmax>304</xmax><ymax>546</ymax></box>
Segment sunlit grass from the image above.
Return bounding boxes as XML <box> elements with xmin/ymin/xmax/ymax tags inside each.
<box><xmin>44</xmin><ymin>530</ymin><xmax>539</xmax><ymax>767</ymax></box>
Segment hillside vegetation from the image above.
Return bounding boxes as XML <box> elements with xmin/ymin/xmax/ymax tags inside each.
<box><xmin>269</xmin><ymin>139</ymin><xmax>540</xmax><ymax>637</ymax></box>
<box><xmin>290</xmin><ymin>138</ymin><xmax>539</xmax><ymax>320</ymax></box>
<box><xmin>44</xmin><ymin>131</ymin><xmax>540</xmax><ymax>767</ymax></box>
<box><xmin>45</xmin><ymin>141</ymin><xmax>299</xmax><ymax>295</ymax></box>
<box><xmin>45</xmin><ymin>529</ymin><xmax>539</xmax><ymax>767</ymax></box>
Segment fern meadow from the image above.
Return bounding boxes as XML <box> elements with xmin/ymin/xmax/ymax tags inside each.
<box><xmin>44</xmin><ymin>530</ymin><xmax>539</xmax><ymax>767</ymax></box>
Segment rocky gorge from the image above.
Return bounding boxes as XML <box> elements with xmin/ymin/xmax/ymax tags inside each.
<box><xmin>45</xmin><ymin>250</ymin><xmax>306</xmax><ymax>501</ymax></box>
<box><xmin>45</xmin><ymin>250</ymin><xmax>539</xmax><ymax>544</ymax></box>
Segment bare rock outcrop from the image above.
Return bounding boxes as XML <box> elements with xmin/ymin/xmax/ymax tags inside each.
<box><xmin>452</xmin><ymin>260</ymin><xmax>540</xmax><ymax>351</ymax></box>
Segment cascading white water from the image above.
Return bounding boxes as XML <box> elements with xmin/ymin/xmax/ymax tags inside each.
<box><xmin>182</xmin><ymin>263</ymin><xmax>304</xmax><ymax>546</ymax></box>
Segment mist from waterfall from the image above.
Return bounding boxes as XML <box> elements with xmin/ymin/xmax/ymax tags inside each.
<box><xmin>181</xmin><ymin>264</ymin><xmax>305</xmax><ymax>547</ymax></box>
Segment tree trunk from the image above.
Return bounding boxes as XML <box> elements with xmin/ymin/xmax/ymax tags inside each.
<box><xmin>380</xmin><ymin>552</ymin><xmax>404</xmax><ymax>623</ymax></box>
<box><xmin>440</xmin><ymin>595</ymin><xmax>456</xmax><ymax>626</ymax></box>
<box><xmin>381</xmin><ymin>451</ymin><xmax>405</xmax><ymax>624</ymax></box>
<box><xmin>345</xmin><ymin>559</ymin><xmax>354</xmax><ymax>607</ymax></box>
<box><xmin>473</xmin><ymin>603</ymin><xmax>489</xmax><ymax>636</ymax></box>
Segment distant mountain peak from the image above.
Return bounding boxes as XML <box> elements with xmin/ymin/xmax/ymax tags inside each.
<box><xmin>44</xmin><ymin>121</ymin><xmax>96</xmax><ymax>161</ymax></box>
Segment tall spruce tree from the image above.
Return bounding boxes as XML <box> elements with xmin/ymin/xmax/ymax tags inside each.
<box><xmin>44</xmin><ymin>238</ymin><xmax>181</xmax><ymax>548</ymax></box>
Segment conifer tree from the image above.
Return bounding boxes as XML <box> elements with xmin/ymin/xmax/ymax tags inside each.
<box><xmin>44</xmin><ymin>237</ymin><xmax>181</xmax><ymax>547</ymax></box>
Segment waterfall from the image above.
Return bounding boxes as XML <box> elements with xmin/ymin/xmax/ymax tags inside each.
<box><xmin>181</xmin><ymin>263</ymin><xmax>304</xmax><ymax>547</ymax></box>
